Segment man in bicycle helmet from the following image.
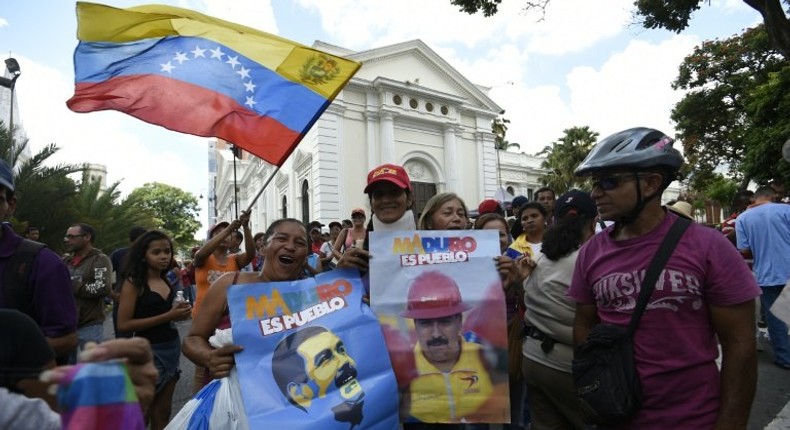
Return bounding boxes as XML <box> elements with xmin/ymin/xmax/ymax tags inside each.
<box><xmin>568</xmin><ymin>127</ymin><xmax>760</xmax><ymax>429</ymax></box>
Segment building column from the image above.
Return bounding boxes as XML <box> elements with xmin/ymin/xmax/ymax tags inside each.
<box><xmin>444</xmin><ymin>124</ymin><xmax>460</xmax><ymax>192</ymax></box>
<box><xmin>380</xmin><ymin>111</ymin><xmax>395</xmax><ymax>164</ymax></box>
<box><xmin>365</xmin><ymin>111</ymin><xmax>379</xmax><ymax>171</ymax></box>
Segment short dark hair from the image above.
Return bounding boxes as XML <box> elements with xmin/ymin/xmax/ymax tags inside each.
<box><xmin>473</xmin><ymin>213</ymin><xmax>508</xmax><ymax>231</ymax></box>
<box><xmin>72</xmin><ymin>223</ymin><xmax>96</xmax><ymax>243</ymax></box>
<box><xmin>129</xmin><ymin>226</ymin><xmax>147</xmax><ymax>242</ymax></box>
<box><xmin>754</xmin><ymin>186</ymin><xmax>775</xmax><ymax>199</ymax></box>
<box><xmin>231</xmin><ymin>230</ymin><xmax>243</xmax><ymax>241</ymax></box>
<box><xmin>0</xmin><ymin>185</ymin><xmax>13</xmax><ymax>202</ymax></box>
<box><xmin>264</xmin><ymin>218</ymin><xmax>307</xmax><ymax>245</ymax></box>
<box><xmin>272</xmin><ymin>326</ymin><xmax>328</xmax><ymax>412</ymax></box>
<box><xmin>25</xmin><ymin>226</ymin><xmax>39</xmax><ymax>233</ymax></box>
<box><xmin>535</xmin><ymin>187</ymin><xmax>555</xmax><ymax>199</ymax></box>
<box><xmin>253</xmin><ymin>232</ymin><xmax>265</xmax><ymax>242</ymax></box>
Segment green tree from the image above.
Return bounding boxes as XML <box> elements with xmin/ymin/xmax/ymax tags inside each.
<box><xmin>742</xmin><ymin>65</ymin><xmax>790</xmax><ymax>185</ymax></box>
<box><xmin>1</xmin><ymin>121</ymin><xmax>85</xmax><ymax>248</ymax></box>
<box><xmin>671</xmin><ymin>25</ymin><xmax>786</xmax><ymax>191</ymax></box>
<box><xmin>635</xmin><ymin>0</ymin><xmax>790</xmax><ymax>59</ymax></box>
<box><xmin>450</xmin><ymin>0</ymin><xmax>790</xmax><ymax>58</ymax></box>
<box><xmin>537</xmin><ymin>126</ymin><xmax>598</xmax><ymax>195</ymax></box>
<box><xmin>70</xmin><ymin>174</ymin><xmax>155</xmax><ymax>254</ymax></box>
<box><xmin>127</xmin><ymin>182</ymin><xmax>200</xmax><ymax>252</ymax></box>
<box><xmin>492</xmin><ymin>116</ymin><xmax>520</xmax><ymax>150</ymax></box>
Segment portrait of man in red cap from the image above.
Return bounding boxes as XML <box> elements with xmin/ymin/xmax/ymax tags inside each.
<box><xmin>399</xmin><ymin>270</ymin><xmax>498</xmax><ymax>424</ymax></box>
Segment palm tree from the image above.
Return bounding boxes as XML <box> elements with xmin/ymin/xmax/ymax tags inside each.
<box><xmin>70</xmin><ymin>174</ymin><xmax>155</xmax><ymax>253</ymax></box>
<box><xmin>537</xmin><ymin>126</ymin><xmax>599</xmax><ymax>195</ymax></box>
<box><xmin>492</xmin><ymin>116</ymin><xmax>520</xmax><ymax>151</ymax></box>
<box><xmin>1</xmin><ymin>121</ymin><xmax>85</xmax><ymax>248</ymax></box>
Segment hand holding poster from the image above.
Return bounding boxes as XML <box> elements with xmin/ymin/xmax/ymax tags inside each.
<box><xmin>228</xmin><ymin>269</ymin><xmax>399</xmax><ymax>429</ymax></box>
<box><xmin>369</xmin><ymin>230</ymin><xmax>510</xmax><ymax>424</ymax></box>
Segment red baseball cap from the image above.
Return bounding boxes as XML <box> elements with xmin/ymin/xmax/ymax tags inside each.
<box><xmin>364</xmin><ymin>163</ymin><xmax>412</xmax><ymax>194</ymax></box>
<box><xmin>477</xmin><ymin>199</ymin><xmax>502</xmax><ymax>215</ymax></box>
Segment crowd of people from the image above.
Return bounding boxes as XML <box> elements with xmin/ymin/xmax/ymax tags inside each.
<box><xmin>0</xmin><ymin>125</ymin><xmax>789</xmax><ymax>430</ymax></box>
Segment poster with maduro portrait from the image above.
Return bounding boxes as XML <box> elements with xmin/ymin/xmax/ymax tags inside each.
<box><xmin>228</xmin><ymin>269</ymin><xmax>400</xmax><ymax>430</ymax></box>
<box><xmin>369</xmin><ymin>230</ymin><xmax>510</xmax><ymax>424</ymax></box>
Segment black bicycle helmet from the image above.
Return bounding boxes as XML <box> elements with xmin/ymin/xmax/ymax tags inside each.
<box><xmin>574</xmin><ymin>127</ymin><xmax>683</xmax><ymax>177</ymax></box>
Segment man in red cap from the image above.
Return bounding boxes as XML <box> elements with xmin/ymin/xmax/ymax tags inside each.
<box><xmin>400</xmin><ymin>270</ymin><xmax>495</xmax><ymax>424</ymax></box>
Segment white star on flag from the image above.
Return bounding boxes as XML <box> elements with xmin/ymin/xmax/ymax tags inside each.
<box><xmin>245</xmin><ymin>96</ymin><xmax>256</xmax><ymax>108</ymax></box>
<box><xmin>160</xmin><ymin>61</ymin><xmax>175</xmax><ymax>73</ymax></box>
<box><xmin>236</xmin><ymin>66</ymin><xmax>250</xmax><ymax>79</ymax></box>
<box><xmin>226</xmin><ymin>56</ymin><xmax>240</xmax><ymax>69</ymax></box>
<box><xmin>173</xmin><ymin>52</ymin><xmax>189</xmax><ymax>64</ymax></box>
<box><xmin>191</xmin><ymin>46</ymin><xmax>206</xmax><ymax>58</ymax></box>
<box><xmin>244</xmin><ymin>81</ymin><xmax>256</xmax><ymax>92</ymax></box>
<box><xmin>210</xmin><ymin>47</ymin><xmax>225</xmax><ymax>60</ymax></box>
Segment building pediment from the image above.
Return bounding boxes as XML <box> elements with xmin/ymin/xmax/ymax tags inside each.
<box><xmin>327</xmin><ymin>39</ymin><xmax>501</xmax><ymax>114</ymax></box>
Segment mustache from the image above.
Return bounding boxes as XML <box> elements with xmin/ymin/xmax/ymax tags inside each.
<box><xmin>427</xmin><ymin>337</ymin><xmax>449</xmax><ymax>347</ymax></box>
<box><xmin>335</xmin><ymin>362</ymin><xmax>358</xmax><ymax>387</ymax></box>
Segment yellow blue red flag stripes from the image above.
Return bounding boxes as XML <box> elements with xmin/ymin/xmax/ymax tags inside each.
<box><xmin>66</xmin><ymin>2</ymin><xmax>361</xmax><ymax>166</ymax></box>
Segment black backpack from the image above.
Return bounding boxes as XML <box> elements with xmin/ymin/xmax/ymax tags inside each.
<box><xmin>2</xmin><ymin>238</ymin><xmax>46</xmax><ymax>318</ymax></box>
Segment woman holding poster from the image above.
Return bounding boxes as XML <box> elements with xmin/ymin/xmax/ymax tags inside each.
<box><xmin>336</xmin><ymin>163</ymin><xmax>418</xmax><ymax>272</ymax></box>
<box><xmin>368</xmin><ymin>191</ymin><xmax>514</xmax><ymax>429</ymax></box>
<box><xmin>183</xmin><ymin>219</ymin><xmax>310</xmax><ymax>383</ymax></box>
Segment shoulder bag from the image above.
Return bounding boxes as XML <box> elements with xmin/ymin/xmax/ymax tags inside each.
<box><xmin>572</xmin><ymin>217</ymin><xmax>691</xmax><ymax>425</ymax></box>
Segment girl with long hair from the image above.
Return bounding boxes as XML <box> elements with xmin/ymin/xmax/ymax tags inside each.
<box><xmin>117</xmin><ymin>230</ymin><xmax>192</xmax><ymax>430</ymax></box>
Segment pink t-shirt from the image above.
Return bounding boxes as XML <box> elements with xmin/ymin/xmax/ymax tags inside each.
<box><xmin>568</xmin><ymin>212</ymin><xmax>760</xmax><ymax>429</ymax></box>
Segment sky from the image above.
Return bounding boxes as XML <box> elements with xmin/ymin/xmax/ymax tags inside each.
<box><xmin>0</xmin><ymin>0</ymin><xmax>761</xmax><ymax>231</ymax></box>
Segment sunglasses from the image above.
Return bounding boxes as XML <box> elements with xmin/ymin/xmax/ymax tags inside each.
<box><xmin>591</xmin><ymin>173</ymin><xmax>638</xmax><ymax>191</ymax></box>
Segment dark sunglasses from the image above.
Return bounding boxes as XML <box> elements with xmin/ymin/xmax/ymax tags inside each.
<box><xmin>591</xmin><ymin>173</ymin><xmax>637</xmax><ymax>191</ymax></box>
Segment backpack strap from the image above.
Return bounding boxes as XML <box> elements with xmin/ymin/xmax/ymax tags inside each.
<box><xmin>2</xmin><ymin>239</ymin><xmax>47</xmax><ymax>318</ymax></box>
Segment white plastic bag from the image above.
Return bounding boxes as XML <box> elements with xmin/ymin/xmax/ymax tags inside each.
<box><xmin>208</xmin><ymin>368</ymin><xmax>247</xmax><ymax>430</ymax></box>
<box><xmin>165</xmin><ymin>328</ymin><xmax>248</xmax><ymax>430</ymax></box>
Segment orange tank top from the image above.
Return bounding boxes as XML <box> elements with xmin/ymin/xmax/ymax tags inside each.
<box><xmin>193</xmin><ymin>253</ymin><xmax>239</xmax><ymax>318</ymax></box>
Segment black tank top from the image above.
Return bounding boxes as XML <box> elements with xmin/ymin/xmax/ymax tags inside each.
<box><xmin>132</xmin><ymin>282</ymin><xmax>178</xmax><ymax>344</ymax></box>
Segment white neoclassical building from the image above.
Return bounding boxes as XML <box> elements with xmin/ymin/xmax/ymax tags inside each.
<box><xmin>211</xmin><ymin>39</ymin><xmax>549</xmax><ymax>231</ymax></box>
<box><xmin>210</xmin><ymin>39</ymin><xmax>683</xmax><ymax>231</ymax></box>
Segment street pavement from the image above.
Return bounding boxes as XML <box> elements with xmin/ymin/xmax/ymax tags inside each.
<box><xmin>102</xmin><ymin>316</ymin><xmax>790</xmax><ymax>429</ymax></box>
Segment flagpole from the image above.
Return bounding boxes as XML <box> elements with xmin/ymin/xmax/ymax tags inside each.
<box><xmin>244</xmin><ymin>165</ymin><xmax>281</xmax><ymax>213</ymax></box>
<box><xmin>233</xmin><ymin>145</ymin><xmax>239</xmax><ymax>219</ymax></box>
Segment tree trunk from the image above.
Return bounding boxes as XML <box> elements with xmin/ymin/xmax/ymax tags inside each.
<box><xmin>743</xmin><ymin>0</ymin><xmax>790</xmax><ymax>58</ymax></box>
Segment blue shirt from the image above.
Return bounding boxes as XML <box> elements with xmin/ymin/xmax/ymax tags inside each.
<box><xmin>736</xmin><ymin>202</ymin><xmax>790</xmax><ymax>286</ymax></box>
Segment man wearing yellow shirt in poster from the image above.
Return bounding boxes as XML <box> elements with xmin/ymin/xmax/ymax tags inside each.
<box><xmin>400</xmin><ymin>271</ymin><xmax>503</xmax><ymax>424</ymax></box>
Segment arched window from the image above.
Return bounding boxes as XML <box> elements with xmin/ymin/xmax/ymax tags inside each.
<box><xmin>301</xmin><ymin>180</ymin><xmax>310</xmax><ymax>225</ymax></box>
<box><xmin>281</xmin><ymin>195</ymin><xmax>287</xmax><ymax>219</ymax></box>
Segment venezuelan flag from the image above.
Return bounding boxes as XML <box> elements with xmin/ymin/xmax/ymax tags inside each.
<box><xmin>67</xmin><ymin>2</ymin><xmax>361</xmax><ymax>166</ymax></box>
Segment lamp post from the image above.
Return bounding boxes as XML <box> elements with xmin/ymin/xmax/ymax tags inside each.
<box><xmin>0</xmin><ymin>58</ymin><xmax>21</xmax><ymax>146</ymax></box>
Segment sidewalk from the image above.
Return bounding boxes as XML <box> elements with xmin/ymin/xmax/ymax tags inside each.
<box><xmin>751</xmin><ymin>335</ymin><xmax>790</xmax><ymax>429</ymax></box>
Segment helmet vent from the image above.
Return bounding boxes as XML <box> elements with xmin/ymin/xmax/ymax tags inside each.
<box><xmin>612</xmin><ymin>138</ymin><xmax>633</xmax><ymax>153</ymax></box>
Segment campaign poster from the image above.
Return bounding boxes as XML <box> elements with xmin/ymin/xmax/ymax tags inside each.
<box><xmin>228</xmin><ymin>269</ymin><xmax>400</xmax><ymax>430</ymax></box>
<box><xmin>369</xmin><ymin>230</ymin><xmax>511</xmax><ymax>424</ymax></box>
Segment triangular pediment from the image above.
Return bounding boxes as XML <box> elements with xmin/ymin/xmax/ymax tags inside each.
<box><xmin>317</xmin><ymin>39</ymin><xmax>501</xmax><ymax>113</ymax></box>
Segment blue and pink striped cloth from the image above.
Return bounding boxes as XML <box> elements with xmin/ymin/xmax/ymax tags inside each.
<box><xmin>56</xmin><ymin>361</ymin><xmax>145</xmax><ymax>430</ymax></box>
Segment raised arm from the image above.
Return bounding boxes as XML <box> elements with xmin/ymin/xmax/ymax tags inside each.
<box><xmin>235</xmin><ymin>210</ymin><xmax>255</xmax><ymax>269</ymax></box>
